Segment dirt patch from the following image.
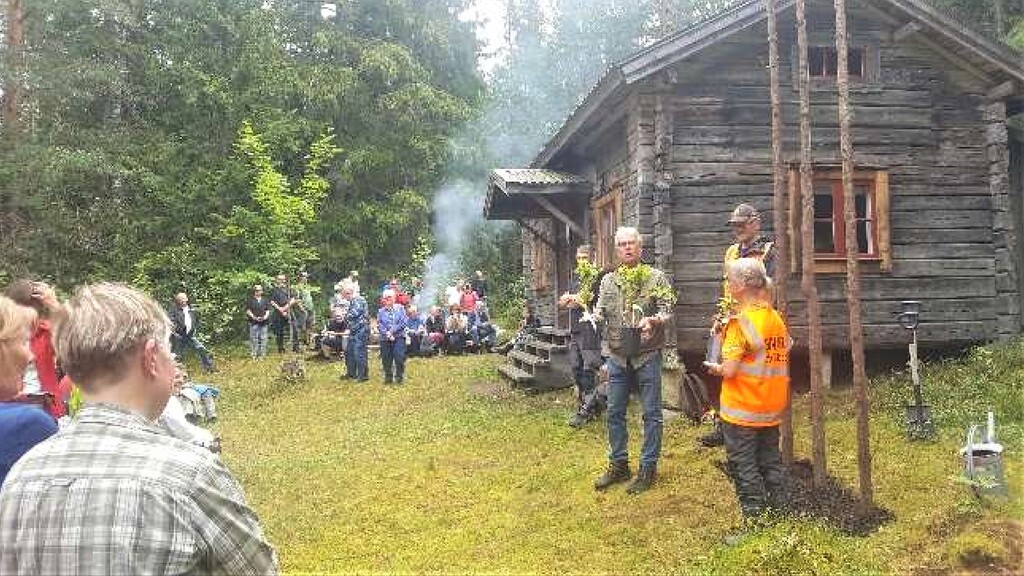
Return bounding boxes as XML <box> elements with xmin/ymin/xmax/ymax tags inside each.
<box><xmin>786</xmin><ymin>459</ymin><xmax>895</xmax><ymax>536</ymax></box>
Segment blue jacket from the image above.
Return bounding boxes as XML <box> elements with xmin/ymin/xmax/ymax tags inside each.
<box><xmin>346</xmin><ymin>296</ymin><xmax>369</xmax><ymax>334</ymax></box>
<box><xmin>376</xmin><ymin>304</ymin><xmax>408</xmax><ymax>340</ymax></box>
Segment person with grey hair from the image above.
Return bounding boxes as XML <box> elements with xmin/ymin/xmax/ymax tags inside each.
<box><xmin>168</xmin><ymin>291</ymin><xmax>216</xmax><ymax>373</ymax></box>
<box><xmin>340</xmin><ymin>280</ymin><xmax>370</xmax><ymax>382</ymax></box>
<box><xmin>593</xmin><ymin>226</ymin><xmax>675</xmax><ymax>495</ymax></box>
<box><xmin>703</xmin><ymin>258</ymin><xmax>790</xmax><ymax>534</ymax></box>
<box><xmin>376</xmin><ymin>289</ymin><xmax>409</xmax><ymax>384</ymax></box>
<box><xmin>0</xmin><ymin>283</ymin><xmax>278</xmax><ymax>575</ymax></box>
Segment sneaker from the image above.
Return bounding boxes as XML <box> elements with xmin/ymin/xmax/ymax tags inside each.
<box><xmin>594</xmin><ymin>461</ymin><xmax>631</xmax><ymax>491</ymax></box>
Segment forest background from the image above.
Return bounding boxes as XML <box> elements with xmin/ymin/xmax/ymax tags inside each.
<box><xmin>1</xmin><ymin>0</ymin><xmax>1021</xmax><ymax>338</ymax></box>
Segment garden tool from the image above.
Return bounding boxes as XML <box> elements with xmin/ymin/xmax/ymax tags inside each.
<box><xmin>898</xmin><ymin>301</ymin><xmax>935</xmax><ymax>440</ymax></box>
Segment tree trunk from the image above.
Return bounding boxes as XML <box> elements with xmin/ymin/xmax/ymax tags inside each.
<box><xmin>833</xmin><ymin>0</ymin><xmax>873</xmax><ymax>505</ymax></box>
<box><xmin>795</xmin><ymin>0</ymin><xmax>827</xmax><ymax>488</ymax></box>
<box><xmin>2</xmin><ymin>0</ymin><xmax>24</xmax><ymax>138</ymax></box>
<box><xmin>766</xmin><ymin>0</ymin><xmax>793</xmax><ymax>467</ymax></box>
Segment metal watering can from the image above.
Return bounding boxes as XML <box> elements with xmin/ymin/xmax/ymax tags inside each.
<box><xmin>960</xmin><ymin>411</ymin><xmax>1006</xmax><ymax>497</ymax></box>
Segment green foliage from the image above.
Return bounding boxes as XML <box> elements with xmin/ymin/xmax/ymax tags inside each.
<box><xmin>615</xmin><ymin>263</ymin><xmax>677</xmax><ymax>325</ymax></box>
<box><xmin>874</xmin><ymin>338</ymin><xmax>1024</xmax><ymax>448</ymax></box>
<box><xmin>573</xmin><ymin>258</ymin><xmax>601</xmax><ymax>311</ymax></box>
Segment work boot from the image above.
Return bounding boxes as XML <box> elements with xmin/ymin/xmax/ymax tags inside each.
<box><xmin>699</xmin><ymin>417</ymin><xmax>724</xmax><ymax>448</ymax></box>
<box><xmin>567</xmin><ymin>408</ymin><xmax>595</xmax><ymax>428</ymax></box>
<box><xmin>626</xmin><ymin>465</ymin><xmax>656</xmax><ymax>495</ymax></box>
<box><xmin>594</xmin><ymin>460</ymin><xmax>631</xmax><ymax>491</ymax></box>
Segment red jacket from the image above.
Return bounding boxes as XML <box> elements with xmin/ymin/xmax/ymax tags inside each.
<box><xmin>30</xmin><ymin>320</ymin><xmax>67</xmax><ymax>418</ymax></box>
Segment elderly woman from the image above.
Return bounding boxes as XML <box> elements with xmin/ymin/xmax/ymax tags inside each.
<box><xmin>0</xmin><ymin>296</ymin><xmax>58</xmax><ymax>487</ymax></box>
<box><xmin>376</xmin><ymin>289</ymin><xmax>409</xmax><ymax>384</ymax></box>
<box><xmin>703</xmin><ymin>258</ymin><xmax>790</xmax><ymax>525</ymax></box>
<box><xmin>340</xmin><ymin>280</ymin><xmax>369</xmax><ymax>382</ymax></box>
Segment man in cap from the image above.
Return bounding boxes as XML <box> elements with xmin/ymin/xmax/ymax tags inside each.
<box><xmin>700</xmin><ymin>203</ymin><xmax>776</xmax><ymax>448</ymax></box>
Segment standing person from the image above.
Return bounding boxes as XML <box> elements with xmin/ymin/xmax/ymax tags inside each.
<box><xmin>471</xmin><ymin>270</ymin><xmax>488</xmax><ymax>300</ymax></box>
<box><xmin>269</xmin><ymin>274</ymin><xmax>292</xmax><ymax>354</ymax></box>
<box><xmin>168</xmin><ymin>292</ymin><xmax>216</xmax><ymax>373</ymax></box>
<box><xmin>340</xmin><ymin>280</ymin><xmax>369</xmax><ymax>382</ymax></box>
<box><xmin>703</xmin><ymin>258</ymin><xmax>790</xmax><ymax>528</ymax></box>
<box><xmin>290</xmin><ymin>271</ymin><xmax>314</xmax><ymax>353</ymax></box>
<box><xmin>558</xmin><ymin>245</ymin><xmax>606</xmax><ymax>428</ymax></box>
<box><xmin>0</xmin><ymin>296</ymin><xmax>58</xmax><ymax>487</ymax></box>
<box><xmin>4</xmin><ymin>280</ymin><xmax>68</xmax><ymax>417</ymax></box>
<box><xmin>458</xmin><ymin>282</ymin><xmax>479</xmax><ymax>314</ymax></box>
<box><xmin>245</xmin><ymin>284</ymin><xmax>271</xmax><ymax>359</ymax></box>
<box><xmin>0</xmin><ymin>283</ymin><xmax>278</xmax><ymax>575</ymax></box>
<box><xmin>376</xmin><ymin>289</ymin><xmax>408</xmax><ymax>384</ymax></box>
<box><xmin>701</xmin><ymin>203</ymin><xmax>777</xmax><ymax>448</ymax></box>
<box><xmin>593</xmin><ymin>227</ymin><xmax>674</xmax><ymax>495</ymax></box>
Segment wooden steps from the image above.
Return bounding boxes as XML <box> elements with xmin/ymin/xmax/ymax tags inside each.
<box><xmin>494</xmin><ymin>325</ymin><xmax>575</xmax><ymax>392</ymax></box>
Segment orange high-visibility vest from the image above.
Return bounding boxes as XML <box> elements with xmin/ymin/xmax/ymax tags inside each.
<box><xmin>719</xmin><ymin>303</ymin><xmax>790</xmax><ymax>427</ymax></box>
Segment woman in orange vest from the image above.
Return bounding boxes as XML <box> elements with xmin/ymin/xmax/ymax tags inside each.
<box><xmin>703</xmin><ymin>257</ymin><xmax>790</xmax><ymax>522</ymax></box>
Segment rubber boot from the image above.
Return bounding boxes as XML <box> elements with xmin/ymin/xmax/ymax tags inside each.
<box><xmin>699</xmin><ymin>415</ymin><xmax>725</xmax><ymax>448</ymax></box>
<box><xmin>594</xmin><ymin>460</ymin><xmax>631</xmax><ymax>491</ymax></box>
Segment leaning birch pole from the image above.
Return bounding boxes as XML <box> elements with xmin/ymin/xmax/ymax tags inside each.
<box><xmin>766</xmin><ymin>0</ymin><xmax>793</xmax><ymax>466</ymax></box>
<box><xmin>833</xmin><ymin>0</ymin><xmax>873</xmax><ymax>505</ymax></box>
<box><xmin>795</xmin><ymin>0</ymin><xmax>827</xmax><ymax>487</ymax></box>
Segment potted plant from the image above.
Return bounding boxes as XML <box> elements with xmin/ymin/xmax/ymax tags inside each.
<box><xmin>615</xmin><ymin>263</ymin><xmax>676</xmax><ymax>357</ymax></box>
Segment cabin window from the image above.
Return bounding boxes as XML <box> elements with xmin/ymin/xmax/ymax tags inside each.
<box><xmin>808</xmin><ymin>46</ymin><xmax>865</xmax><ymax>79</ymax></box>
<box><xmin>592</xmin><ymin>185</ymin><xmax>622</xmax><ymax>269</ymax></box>
<box><xmin>788</xmin><ymin>168</ymin><xmax>892</xmax><ymax>273</ymax></box>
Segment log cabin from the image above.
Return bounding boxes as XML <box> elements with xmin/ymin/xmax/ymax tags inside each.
<box><xmin>485</xmin><ymin>0</ymin><xmax>1024</xmax><ymax>389</ymax></box>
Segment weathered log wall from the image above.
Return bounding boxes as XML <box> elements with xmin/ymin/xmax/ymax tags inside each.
<box><xmin>648</xmin><ymin>3</ymin><xmax>1020</xmax><ymax>351</ymax></box>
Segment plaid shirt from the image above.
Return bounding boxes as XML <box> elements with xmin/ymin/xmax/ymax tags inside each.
<box><xmin>0</xmin><ymin>403</ymin><xmax>278</xmax><ymax>575</ymax></box>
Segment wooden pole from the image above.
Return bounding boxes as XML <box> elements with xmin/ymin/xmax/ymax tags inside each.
<box><xmin>765</xmin><ymin>0</ymin><xmax>793</xmax><ymax>466</ymax></box>
<box><xmin>833</xmin><ymin>0</ymin><xmax>873</xmax><ymax>505</ymax></box>
<box><xmin>795</xmin><ymin>0</ymin><xmax>827</xmax><ymax>487</ymax></box>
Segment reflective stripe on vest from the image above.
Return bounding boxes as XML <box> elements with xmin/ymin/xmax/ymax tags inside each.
<box><xmin>719</xmin><ymin>306</ymin><xmax>790</xmax><ymax>428</ymax></box>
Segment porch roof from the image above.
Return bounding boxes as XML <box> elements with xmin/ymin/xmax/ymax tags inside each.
<box><xmin>484</xmin><ymin>169</ymin><xmax>591</xmax><ymax>221</ymax></box>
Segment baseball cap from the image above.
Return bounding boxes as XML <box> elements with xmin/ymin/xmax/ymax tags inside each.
<box><xmin>728</xmin><ymin>203</ymin><xmax>760</xmax><ymax>224</ymax></box>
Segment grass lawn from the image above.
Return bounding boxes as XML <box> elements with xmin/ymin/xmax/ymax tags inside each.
<box><xmin>194</xmin><ymin>344</ymin><xmax>1023</xmax><ymax>575</ymax></box>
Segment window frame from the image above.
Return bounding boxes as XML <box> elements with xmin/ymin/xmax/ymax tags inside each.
<box><xmin>787</xmin><ymin>167</ymin><xmax>892</xmax><ymax>274</ymax></box>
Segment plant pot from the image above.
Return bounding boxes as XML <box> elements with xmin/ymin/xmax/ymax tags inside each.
<box><xmin>621</xmin><ymin>326</ymin><xmax>642</xmax><ymax>358</ymax></box>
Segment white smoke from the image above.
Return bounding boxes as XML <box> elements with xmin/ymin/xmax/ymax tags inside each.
<box><xmin>417</xmin><ymin>180</ymin><xmax>484</xmax><ymax>308</ymax></box>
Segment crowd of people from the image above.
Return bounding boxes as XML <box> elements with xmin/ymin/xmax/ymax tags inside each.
<box><xmin>0</xmin><ymin>204</ymin><xmax>789</xmax><ymax>568</ymax></box>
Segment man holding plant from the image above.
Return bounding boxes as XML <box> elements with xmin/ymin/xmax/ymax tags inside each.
<box><xmin>558</xmin><ymin>245</ymin><xmax>605</xmax><ymax>428</ymax></box>
<box><xmin>592</xmin><ymin>227</ymin><xmax>676</xmax><ymax>494</ymax></box>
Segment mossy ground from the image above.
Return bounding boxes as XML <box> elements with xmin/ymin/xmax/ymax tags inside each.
<box><xmin>188</xmin><ymin>341</ymin><xmax>1023</xmax><ymax>575</ymax></box>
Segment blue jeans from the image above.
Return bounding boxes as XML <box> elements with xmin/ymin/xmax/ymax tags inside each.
<box><xmin>380</xmin><ymin>336</ymin><xmax>406</xmax><ymax>383</ymax></box>
<box><xmin>172</xmin><ymin>333</ymin><xmax>215</xmax><ymax>372</ymax></box>
<box><xmin>345</xmin><ymin>329</ymin><xmax>369</xmax><ymax>380</ymax></box>
<box><xmin>248</xmin><ymin>323</ymin><xmax>268</xmax><ymax>358</ymax></box>
<box><xmin>606</xmin><ymin>353</ymin><xmax>663</xmax><ymax>469</ymax></box>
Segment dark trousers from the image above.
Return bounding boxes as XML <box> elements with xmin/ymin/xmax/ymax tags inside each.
<box><xmin>569</xmin><ymin>339</ymin><xmax>602</xmax><ymax>408</ymax></box>
<box><xmin>722</xmin><ymin>421</ymin><xmax>786</xmax><ymax>518</ymax></box>
<box><xmin>345</xmin><ymin>329</ymin><xmax>369</xmax><ymax>379</ymax></box>
<box><xmin>271</xmin><ymin>313</ymin><xmax>289</xmax><ymax>353</ymax></box>
<box><xmin>171</xmin><ymin>334</ymin><xmax>214</xmax><ymax>372</ymax></box>
<box><xmin>380</xmin><ymin>337</ymin><xmax>406</xmax><ymax>383</ymax></box>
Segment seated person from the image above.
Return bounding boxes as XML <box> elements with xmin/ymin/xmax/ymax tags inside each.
<box><xmin>444</xmin><ymin>304</ymin><xmax>469</xmax><ymax>355</ymax></box>
<box><xmin>468</xmin><ymin>303</ymin><xmax>498</xmax><ymax>353</ymax></box>
<box><xmin>405</xmin><ymin>305</ymin><xmax>426</xmax><ymax>357</ymax></box>
<box><xmin>314</xmin><ymin>308</ymin><xmax>348</xmax><ymax>360</ymax></box>
<box><xmin>160</xmin><ymin>363</ymin><xmax>220</xmax><ymax>453</ymax></box>
<box><xmin>423</xmin><ymin>306</ymin><xmax>445</xmax><ymax>357</ymax></box>
<box><xmin>494</xmin><ymin>304</ymin><xmax>541</xmax><ymax>354</ymax></box>
<box><xmin>171</xmin><ymin>364</ymin><xmax>219</xmax><ymax>424</ymax></box>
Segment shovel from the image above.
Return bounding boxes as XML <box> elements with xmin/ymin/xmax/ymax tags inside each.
<box><xmin>899</xmin><ymin>301</ymin><xmax>935</xmax><ymax>440</ymax></box>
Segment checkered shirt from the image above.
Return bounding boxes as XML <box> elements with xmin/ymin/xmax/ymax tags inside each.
<box><xmin>0</xmin><ymin>403</ymin><xmax>278</xmax><ymax>575</ymax></box>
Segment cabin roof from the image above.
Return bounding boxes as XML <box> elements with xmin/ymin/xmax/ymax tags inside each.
<box><xmin>532</xmin><ymin>0</ymin><xmax>1024</xmax><ymax>169</ymax></box>
<box><xmin>484</xmin><ymin>169</ymin><xmax>590</xmax><ymax>221</ymax></box>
